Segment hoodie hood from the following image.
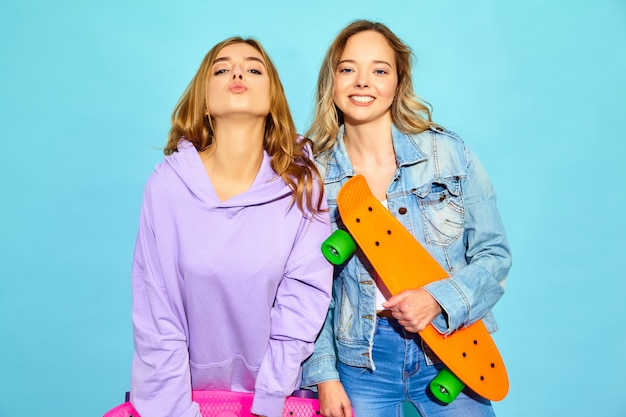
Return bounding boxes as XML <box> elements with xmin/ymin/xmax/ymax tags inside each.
<box><xmin>155</xmin><ymin>138</ymin><xmax>292</xmax><ymax>210</ymax></box>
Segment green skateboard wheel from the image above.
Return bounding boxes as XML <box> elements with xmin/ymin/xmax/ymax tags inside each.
<box><xmin>321</xmin><ymin>230</ymin><xmax>356</xmax><ymax>265</ymax></box>
<box><xmin>430</xmin><ymin>368</ymin><xmax>465</xmax><ymax>404</ymax></box>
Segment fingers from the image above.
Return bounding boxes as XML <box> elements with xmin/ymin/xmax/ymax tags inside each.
<box><xmin>318</xmin><ymin>380</ymin><xmax>352</xmax><ymax>417</ymax></box>
<box><xmin>319</xmin><ymin>398</ymin><xmax>352</xmax><ymax>417</ymax></box>
<box><xmin>326</xmin><ymin>403</ymin><xmax>352</xmax><ymax>417</ymax></box>
<box><xmin>381</xmin><ymin>288</ymin><xmax>442</xmax><ymax>333</ymax></box>
<box><xmin>381</xmin><ymin>291</ymin><xmax>407</xmax><ymax>309</ymax></box>
<box><xmin>396</xmin><ymin>316</ymin><xmax>428</xmax><ymax>333</ymax></box>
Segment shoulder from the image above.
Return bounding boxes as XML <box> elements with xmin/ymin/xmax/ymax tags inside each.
<box><xmin>416</xmin><ymin>125</ymin><xmax>469</xmax><ymax>156</ymax></box>
<box><xmin>405</xmin><ymin>125</ymin><xmax>472</xmax><ymax>171</ymax></box>
<box><xmin>427</xmin><ymin>125</ymin><xmax>464</xmax><ymax>144</ymax></box>
<box><xmin>143</xmin><ymin>146</ymin><xmax>191</xmax><ymax>199</ymax></box>
<box><xmin>142</xmin><ymin>161</ymin><xmax>171</xmax><ymax>202</ymax></box>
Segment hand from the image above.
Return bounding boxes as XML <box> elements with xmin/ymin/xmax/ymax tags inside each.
<box><xmin>317</xmin><ymin>380</ymin><xmax>352</xmax><ymax>417</ymax></box>
<box><xmin>382</xmin><ymin>288</ymin><xmax>442</xmax><ymax>333</ymax></box>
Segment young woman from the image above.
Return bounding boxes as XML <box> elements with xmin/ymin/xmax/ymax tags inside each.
<box><xmin>130</xmin><ymin>37</ymin><xmax>333</xmax><ymax>417</ymax></box>
<box><xmin>301</xmin><ymin>20</ymin><xmax>512</xmax><ymax>417</ymax></box>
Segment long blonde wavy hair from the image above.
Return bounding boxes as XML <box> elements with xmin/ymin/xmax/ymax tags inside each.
<box><xmin>307</xmin><ymin>20</ymin><xmax>438</xmax><ymax>156</ymax></box>
<box><xmin>164</xmin><ymin>37</ymin><xmax>324</xmax><ymax>214</ymax></box>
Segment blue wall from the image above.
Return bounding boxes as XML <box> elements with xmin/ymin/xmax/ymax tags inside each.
<box><xmin>1</xmin><ymin>1</ymin><xmax>625</xmax><ymax>416</ymax></box>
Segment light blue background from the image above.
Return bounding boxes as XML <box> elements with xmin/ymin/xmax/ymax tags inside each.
<box><xmin>1</xmin><ymin>1</ymin><xmax>625</xmax><ymax>416</ymax></box>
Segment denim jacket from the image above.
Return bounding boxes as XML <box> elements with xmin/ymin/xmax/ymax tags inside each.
<box><xmin>301</xmin><ymin>125</ymin><xmax>512</xmax><ymax>387</ymax></box>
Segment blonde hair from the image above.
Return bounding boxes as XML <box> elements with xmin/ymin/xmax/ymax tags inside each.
<box><xmin>165</xmin><ymin>37</ymin><xmax>324</xmax><ymax>214</ymax></box>
<box><xmin>307</xmin><ymin>20</ymin><xmax>438</xmax><ymax>156</ymax></box>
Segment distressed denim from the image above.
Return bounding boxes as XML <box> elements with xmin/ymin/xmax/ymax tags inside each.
<box><xmin>302</xmin><ymin>125</ymin><xmax>511</xmax><ymax>391</ymax></box>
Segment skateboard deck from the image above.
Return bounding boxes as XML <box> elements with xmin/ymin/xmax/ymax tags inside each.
<box><xmin>102</xmin><ymin>390</ymin><xmax>322</xmax><ymax>417</ymax></box>
<box><xmin>333</xmin><ymin>174</ymin><xmax>508</xmax><ymax>401</ymax></box>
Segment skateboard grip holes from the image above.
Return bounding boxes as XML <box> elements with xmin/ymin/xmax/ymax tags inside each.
<box><xmin>480</xmin><ymin>376</ymin><xmax>485</xmax><ymax>381</ymax></box>
<box><xmin>473</xmin><ymin>340</ymin><xmax>478</xmax><ymax>345</ymax></box>
<box><xmin>368</xmin><ymin>206</ymin><xmax>373</xmax><ymax>211</ymax></box>
<box><xmin>462</xmin><ymin>352</ymin><xmax>467</xmax><ymax>357</ymax></box>
<box><xmin>375</xmin><ymin>241</ymin><xmax>380</xmax><ymax>246</ymax></box>
<box><xmin>491</xmin><ymin>363</ymin><xmax>495</xmax><ymax>368</ymax></box>
<box><xmin>356</xmin><ymin>218</ymin><xmax>361</xmax><ymax>223</ymax></box>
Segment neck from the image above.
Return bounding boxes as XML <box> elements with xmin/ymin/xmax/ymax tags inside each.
<box><xmin>342</xmin><ymin>117</ymin><xmax>397</xmax><ymax>201</ymax></box>
<box><xmin>201</xmin><ymin>116</ymin><xmax>265</xmax><ymax>190</ymax></box>
<box><xmin>343</xmin><ymin>117</ymin><xmax>394</xmax><ymax>161</ymax></box>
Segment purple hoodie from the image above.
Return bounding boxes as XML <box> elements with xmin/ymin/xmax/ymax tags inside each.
<box><xmin>130</xmin><ymin>139</ymin><xmax>332</xmax><ymax>417</ymax></box>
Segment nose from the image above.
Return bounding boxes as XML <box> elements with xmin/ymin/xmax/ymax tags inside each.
<box><xmin>355</xmin><ymin>75</ymin><xmax>369</xmax><ymax>88</ymax></box>
<box><xmin>232</xmin><ymin>65</ymin><xmax>244</xmax><ymax>80</ymax></box>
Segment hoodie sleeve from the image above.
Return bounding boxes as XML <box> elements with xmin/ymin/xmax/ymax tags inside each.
<box><xmin>130</xmin><ymin>177</ymin><xmax>201</xmax><ymax>417</ymax></box>
<box><xmin>299</xmin><ymin>294</ymin><xmax>339</xmax><ymax>388</ymax></box>
<box><xmin>251</xmin><ymin>196</ymin><xmax>333</xmax><ymax>417</ymax></box>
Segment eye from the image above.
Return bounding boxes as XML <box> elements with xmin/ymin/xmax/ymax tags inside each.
<box><xmin>374</xmin><ymin>69</ymin><xmax>389</xmax><ymax>75</ymax></box>
<box><xmin>214</xmin><ymin>68</ymin><xmax>228</xmax><ymax>75</ymax></box>
<box><xmin>338</xmin><ymin>67</ymin><xmax>354</xmax><ymax>74</ymax></box>
<box><xmin>248</xmin><ymin>68</ymin><xmax>263</xmax><ymax>75</ymax></box>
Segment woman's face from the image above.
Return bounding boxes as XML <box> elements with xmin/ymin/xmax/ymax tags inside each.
<box><xmin>206</xmin><ymin>42</ymin><xmax>271</xmax><ymax>120</ymax></box>
<box><xmin>333</xmin><ymin>30</ymin><xmax>398</xmax><ymax>127</ymax></box>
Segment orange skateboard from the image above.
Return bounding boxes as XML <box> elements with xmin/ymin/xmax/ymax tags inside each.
<box><xmin>321</xmin><ymin>175</ymin><xmax>508</xmax><ymax>403</ymax></box>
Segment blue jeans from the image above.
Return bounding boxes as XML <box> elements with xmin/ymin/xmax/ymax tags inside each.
<box><xmin>337</xmin><ymin>318</ymin><xmax>496</xmax><ymax>417</ymax></box>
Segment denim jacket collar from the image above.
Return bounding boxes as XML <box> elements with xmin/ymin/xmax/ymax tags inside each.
<box><xmin>324</xmin><ymin>124</ymin><xmax>427</xmax><ymax>183</ymax></box>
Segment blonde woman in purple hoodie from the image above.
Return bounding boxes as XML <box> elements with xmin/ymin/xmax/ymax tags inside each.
<box><xmin>130</xmin><ymin>37</ymin><xmax>333</xmax><ymax>417</ymax></box>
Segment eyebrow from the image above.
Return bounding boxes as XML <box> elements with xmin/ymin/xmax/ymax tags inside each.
<box><xmin>213</xmin><ymin>56</ymin><xmax>266</xmax><ymax>66</ymax></box>
<box><xmin>338</xmin><ymin>59</ymin><xmax>393</xmax><ymax>67</ymax></box>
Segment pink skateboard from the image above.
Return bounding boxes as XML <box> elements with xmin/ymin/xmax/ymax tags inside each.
<box><xmin>103</xmin><ymin>390</ymin><xmax>322</xmax><ymax>417</ymax></box>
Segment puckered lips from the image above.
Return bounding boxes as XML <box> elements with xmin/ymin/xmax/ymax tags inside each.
<box><xmin>229</xmin><ymin>81</ymin><xmax>248</xmax><ymax>94</ymax></box>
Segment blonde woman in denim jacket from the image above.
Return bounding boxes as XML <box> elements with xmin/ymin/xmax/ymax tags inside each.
<box><xmin>301</xmin><ymin>20</ymin><xmax>512</xmax><ymax>417</ymax></box>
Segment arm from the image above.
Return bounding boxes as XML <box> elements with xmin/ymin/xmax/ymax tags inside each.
<box><xmin>298</xmin><ymin>168</ymin><xmax>353</xmax><ymax>416</ymax></box>
<box><xmin>385</xmin><ymin>147</ymin><xmax>511</xmax><ymax>334</ymax></box>
<box><xmin>300</xmin><ymin>295</ymin><xmax>339</xmax><ymax>387</ymax></box>
<box><xmin>424</xmin><ymin>147</ymin><xmax>511</xmax><ymax>333</ymax></box>
<box><xmin>130</xmin><ymin>185</ymin><xmax>201</xmax><ymax>417</ymax></box>
<box><xmin>301</xmin><ymin>279</ymin><xmax>354</xmax><ymax>417</ymax></box>
<box><xmin>251</xmin><ymin>210</ymin><xmax>333</xmax><ymax>417</ymax></box>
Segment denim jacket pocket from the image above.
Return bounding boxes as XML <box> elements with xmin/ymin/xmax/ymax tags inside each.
<box><xmin>414</xmin><ymin>178</ymin><xmax>465</xmax><ymax>247</ymax></box>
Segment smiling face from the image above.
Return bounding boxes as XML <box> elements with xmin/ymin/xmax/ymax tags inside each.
<box><xmin>206</xmin><ymin>42</ymin><xmax>271</xmax><ymax>120</ymax></box>
<box><xmin>333</xmin><ymin>30</ymin><xmax>398</xmax><ymax>128</ymax></box>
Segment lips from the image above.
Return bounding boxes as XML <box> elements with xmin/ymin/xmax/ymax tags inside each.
<box><xmin>229</xmin><ymin>82</ymin><xmax>248</xmax><ymax>93</ymax></box>
<box><xmin>349</xmin><ymin>95</ymin><xmax>374</xmax><ymax>104</ymax></box>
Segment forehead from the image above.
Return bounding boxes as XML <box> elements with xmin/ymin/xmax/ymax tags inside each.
<box><xmin>214</xmin><ymin>42</ymin><xmax>265</xmax><ymax>64</ymax></box>
<box><xmin>341</xmin><ymin>31</ymin><xmax>395</xmax><ymax>63</ymax></box>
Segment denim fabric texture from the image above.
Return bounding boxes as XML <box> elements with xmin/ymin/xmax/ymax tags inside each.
<box><xmin>339</xmin><ymin>317</ymin><xmax>496</xmax><ymax>417</ymax></box>
<box><xmin>301</xmin><ymin>125</ymin><xmax>512</xmax><ymax>394</ymax></box>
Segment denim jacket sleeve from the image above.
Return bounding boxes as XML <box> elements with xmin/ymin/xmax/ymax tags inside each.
<box><xmin>424</xmin><ymin>146</ymin><xmax>511</xmax><ymax>334</ymax></box>
<box><xmin>300</xmin><ymin>293</ymin><xmax>339</xmax><ymax>388</ymax></box>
